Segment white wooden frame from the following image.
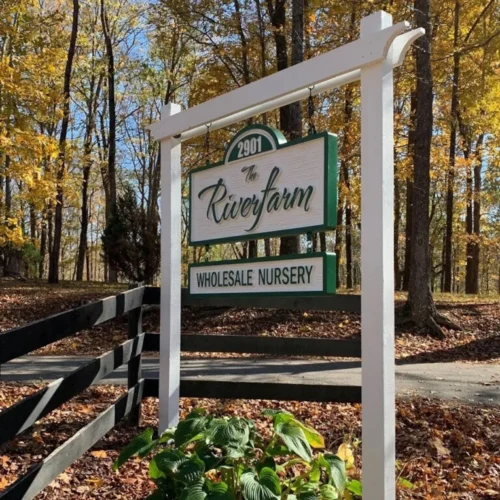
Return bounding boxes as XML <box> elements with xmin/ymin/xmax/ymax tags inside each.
<box><xmin>149</xmin><ymin>11</ymin><xmax>423</xmax><ymax>500</ymax></box>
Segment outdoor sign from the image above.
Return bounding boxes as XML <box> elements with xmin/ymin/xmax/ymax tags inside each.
<box><xmin>189</xmin><ymin>252</ymin><xmax>336</xmax><ymax>297</ymax></box>
<box><xmin>189</xmin><ymin>125</ymin><xmax>338</xmax><ymax>246</ymax></box>
<box><xmin>152</xmin><ymin>12</ymin><xmax>423</xmax><ymax>498</ymax></box>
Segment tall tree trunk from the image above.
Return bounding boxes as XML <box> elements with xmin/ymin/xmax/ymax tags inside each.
<box><xmin>394</xmin><ymin>174</ymin><xmax>401</xmax><ymax>290</ymax></box>
<box><xmin>402</xmin><ymin>92</ymin><xmax>416</xmax><ymax>290</ymax></box>
<box><xmin>48</xmin><ymin>0</ymin><xmax>79</xmax><ymax>284</ymax></box>
<box><xmin>471</xmin><ymin>134</ymin><xmax>483</xmax><ymax>292</ymax></box>
<box><xmin>462</xmin><ymin>123</ymin><xmax>474</xmax><ymax>293</ymax></box>
<box><xmin>29</xmin><ymin>205</ymin><xmax>36</xmax><ymax>242</ymax></box>
<box><xmin>101</xmin><ymin>0</ymin><xmax>117</xmax><ymax>282</ymax></box>
<box><xmin>267</xmin><ymin>0</ymin><xmax>290</xmax><ymax>133</ymax></box>
<box><xmin>234</xmin><ymin>0</ymin><xmax>257</xmax><ymax>258</ymax></box>
<box><xmin>465</xmin><ymin>133</ymin><xmax>483</xmax><ymax>293</ymax></box>
<box><xmin>278</xmin><ymin>0</ymin><xmax>302</xmax><ymax>255</ymax></box>
<box><xmin>335</xmin><ymin>167</ymin><xmax>344</xmax><ymax>289</ymax></box>
<box><xmin>407</xmin><ymin>0</ymin><xmax>459</xmax><ymax>337</ymax></box>
<box><xmin>443</xmin><ymin>0</ymin><xmax>461</xmax><ymax>292</ymax></box>
<box><xmin>39</xmin><ymin>210</ymin><xmax>47</xmax><ymax>279</ymax></box>
<box><xmin>341</xmin><ymin>87</ymin><xmax>353</xmax><ymax>289</ymax></box>
<box><xmin>76</xmin><ymin>74</ymin><xmax>101</xmax><ymax>281</ymax></box>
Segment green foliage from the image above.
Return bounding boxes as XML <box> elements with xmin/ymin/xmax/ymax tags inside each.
<box><xmin>101</xmin><ymin>185</ymin><xmax>160</xmax><ymax>284</ymax></box>
<box><xmin>113</xmin><ymin>409</ymin><xmax>363</xmax><ymax>499</ymax></box>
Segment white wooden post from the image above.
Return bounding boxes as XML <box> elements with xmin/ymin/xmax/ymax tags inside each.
<box><xmin>159</xmin><ymin>102</ymin><xmax>182</xmax><ymax>433</ymax></box>
<box><xmin>360</xmin><ymin>11</ymin><xmax>396</xmax><ymax>500</ymax></box>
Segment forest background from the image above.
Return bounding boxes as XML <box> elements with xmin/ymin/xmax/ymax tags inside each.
<box><xmin>0</xmin><ymin>0</ymin><xmax>499</xmax><ymax>298</ymax></box>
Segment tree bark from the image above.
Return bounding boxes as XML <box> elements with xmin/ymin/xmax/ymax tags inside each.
<box><xmin>48</xmin><ymin>0</ymin><xmax>79</xmax><ymax>284</ymax></box>
<box><xmin>334</xmin><ymin>166</ymin><xmax>344</xmax><ymax>289</ymax></box>
<box><xmin>443</xmin><ymin>0</ymin><xmax>461</xmax><ymax>293</ymax></box>
<box><xmin>101</xmin><ymin>0</ymin><xmax>117</xmax><ymax>282</ymax></box>
<box><xmin>76</xmin><ymin>73</ymin><xmax>102</xmax><ymax>281</ymax></box>
<box><xmin>471</xmin><ymin>134</ymin><xmax>483</xmax><ymax>291</ymax></box>
<box><xmin>278</xmin><ymin>0</ymin><xmax>302</xmax><ymax>255</ymax></box>
<box><xmin>464</xmin><ymin>133</ymin><xmax>483</xmax><ymax>293</ymax></box>
<box><xmin>407</xmin><ymin>0</ymin><xmax>459</xmax><ymax>337</ymax></box>
<box><xmin>39</xmin><ymin>210</ymin><xmax>47</xmax><ymax>279</ymax></box>
<box><xmin>341</xmin><ymin>87</ymin><xmax>353</xmax><ymax>289</ymax></box>
<box><xmin>267</xmin><ymin>0</ymin><xmax>290</xmax><ymax>133</ymax></box>
<box><xmin>394</xmin><ymin>173</ymin><xmax>401</xmax><ymax>290</ymax></box>
<box><xmin>234</xmin><ymin>0</ymin><xmax>257</xmax><ymax>258</ymax></box>
<box><xmin>402</xmin><ymin>91</ymin><xmax>416</xmax><ymax>291</ymax></box>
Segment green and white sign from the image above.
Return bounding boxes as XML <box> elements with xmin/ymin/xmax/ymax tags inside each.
<box><xmin>189</xmin><ymin>125</ymin><xmax>337</xmax><ymax>246</ymax></box>
<box><xmin>189</xmin><ymin>253</ymin><xmax>336</xmax><ymax>297</ymax></box>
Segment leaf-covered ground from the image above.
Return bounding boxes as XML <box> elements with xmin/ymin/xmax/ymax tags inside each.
<box><xmin>0</xmin><ymin>280</ymin><xmax>498</xmax><ymax>363</ymax></box>
<box><xmin>0</xmin><ymin>383</ymin><xmax>498</xmax><ymax>499</ymax></box>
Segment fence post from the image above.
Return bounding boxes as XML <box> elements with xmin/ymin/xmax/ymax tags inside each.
<box><xmin>159</xmin><ymin>102</ymin><xmax>182</xmax><ymax>433</ymax></box>
<box><xmin>360</xmin><ymin>11</ymin><xmax>396</xmax><ymax>500</ymax></box>
<box><xmin>127</xmin><ymin>282</ymin><xmax>143</xmax><ymax>425</ymax></box>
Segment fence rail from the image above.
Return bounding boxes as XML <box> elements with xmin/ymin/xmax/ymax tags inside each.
<box><xmin>144</xmin><ymin>287</ymin><xmax>361</xmax><ymax>312</ymax></box>
<box><xmin>0</xmin><ymin>285</ymin><xmax>361</xmax><ymax>499</ymax></box>
<box><xmin>144</xmin><ymin>332</ymin><xmax>361</xmax><ymax>357</ymax></box>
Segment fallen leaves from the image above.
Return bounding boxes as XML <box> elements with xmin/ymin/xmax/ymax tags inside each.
<box><xmin>1</xmin><ymin>281</ymin><xmax>499</xmax><ymax>364</ymax></box>
<box><xmin>428</xmin><ymin>437</ymin><xmax>451</xmax><ymax>458</ymax></box>
<box><xmin>0</xmin><ymin>383</ymin><xmax>499</xmax><ymax>499</ymax></box>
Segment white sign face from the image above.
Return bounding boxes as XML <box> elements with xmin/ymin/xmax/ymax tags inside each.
<box><xmin>189</xmin><ymin>253</ymin><xmax>336</xmax><ymax>296</ymax></box>
<box><xmin>189</xmin><ymin>125</ymin><xmax>337</xmax><ymax>246</ymax></box>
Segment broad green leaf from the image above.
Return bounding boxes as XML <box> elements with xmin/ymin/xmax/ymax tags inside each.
<box><xmin>153</xmin><ymin>449</ymin><xmax>190</xmax><ymax>475</ymax></box>
<box><xmin>274</xmin><ymin>418</ymin><xmax>312</xmax><ymax>462</ymax></box>
<box><xmin>297</xmin><ymin>492</ymin><xmax>318</xmax><ymax>500</ymax></box>
<box><xmin>149</xmin><ymin>456</ymin><xmax>165</xmax><ymax>480</ymax></box>
<box><xmin>266</xmin><ymin>444</ymin><xmax>290</xmax><ymax>457</ymax></box>
<box><xmin>180</xmin><ymin>479</ymin><xmax>207</xmax><ymax>500</ymax></box>
<box><xmin>263</xmin><ymin>410</ymin><xmax>324</xmax><ymax>449</ymax></box>
<box><xmin>195</xmin><ymin>443</ymin><xmax>222</xmax><ymax>471</ymax></box>
<box><xmin>256</xmin><ymin>456</ymin><xmax>276</xmax><ymax>473</ymax></box>
<box><xmin>175</xmin><ymin>411</ymin><xmax>209</xmax><ymax>447</ymax></box>
<box><xmin>322</xmin><ymin>455</ymin><xmax>346</xmax><ymax>494</ymax></box>
<box><xmin>145</xmin><ymin>490</ymin><xmax>166</xmax><ymax>500</ymax></box>
<box><xmin>262</xmin><ymin>409</ymin><xmax>292</xmax><ymax>417</ymax></box>
<box><xmin>346</xmin><ymin>479</ymin><xmax>362</xmax><ymax>496</ymax></box>
<box><xmin>241</xmin><ymin>469</ymin><xmax>281</xmax><ymax>500</ymax></box>
<box><xmin>319</xmin><ymin>484</ymin><xmax>338</xmax><ymax>500</ymax></box>
<box><xmin>158</xmin><ymin>428</ymin><xmax>176</xmax><ymax>443</ymax></box>
<box><xmin>259</xmin><ymin>468</ymin><xmax>281</xmax><ymax>495</ymax></box>
<box><xmin>113</xmin><ymin>427</ymin><xmax>154</xmax><ymax>471</ymax></box>
<box><xmin>210</xmin><ymin>418</ymin><xmax>251</xmax><ymax>450</ymax></box>
<box><xmin>205</xmin><ymin>480</ymin><xmax>236</xmax><ymax>500</ymax></box>
<box><xmin>177</xmin><ymin>454</ymin><xmax>206</xmax><ymax>485</ymax></box>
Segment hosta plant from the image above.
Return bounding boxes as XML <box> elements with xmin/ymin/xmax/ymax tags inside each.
<box><xmin>113</xmin><ymin>408</ymin><xmax>362</xmax><ymax>499</ymax></box>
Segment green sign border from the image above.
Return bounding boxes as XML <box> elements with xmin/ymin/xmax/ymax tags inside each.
<box><xmin>188</xmin><ymin>252</ymin><xmax>336</xmax><ymax>297</ymax></box>
<box><xmin>188</xmin><ymin>124</ymin><xmax>338</xmax><ymax>246</ymax></box>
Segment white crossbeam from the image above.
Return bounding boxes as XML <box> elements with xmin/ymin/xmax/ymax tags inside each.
<box><xmin>148</xmin><ymin>21</ymin><xmax>418</xmax><ymax>142</ymax></box>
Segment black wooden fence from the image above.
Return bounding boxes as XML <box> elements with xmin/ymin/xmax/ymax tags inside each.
<box><xmin>0</xmin><ymin>286</ymin><xmax>361</xmax><ymax>499</ymax></box>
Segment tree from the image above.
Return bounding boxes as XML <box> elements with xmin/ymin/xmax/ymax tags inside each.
<box><xmin>407</xmin><ymin>0</ymin><xmax>459</xmax><ymax>337</ymax></box>
<box><xmin>48</xmin><ymin>0</ymin><xmax>80</xmax><ymax>284</ymax></box>
<box><xmin>102</xmin><ymin>185</ymin><xmax>160</xmax><ymax>283</ymax></box>
<box><xmin>101</xmin><ymin>0</ymin><xmax>117</xmax><ymax>282</ymax></box>
<box><xmin>76</xmin><ymin>2</ymin><xmax>104</xmax><ymax>280</ymax></box>
<box><xmin>276</xmin><ymin>0</ymin><xmax>302</xmax><ymax>255</ymax></box>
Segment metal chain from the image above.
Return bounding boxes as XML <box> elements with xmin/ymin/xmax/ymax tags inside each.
<box><xmin>204</xmin><ymin>123</ymin><xmax>211</xmax><ymax>166</ymax></box>
<box><xmin>204</xmin><ymin>124</ymin><xmax>211</xmax><ymax>261</ymax></box>
<box><xmin>307</xmin><ymin>86</ymin><xmax>317</xmax><ymax>136</ymax></box>
<box><xmin>306</xmin><ymin>232</ymin><xmax>313</xmax><ymax>253</ymax></box>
